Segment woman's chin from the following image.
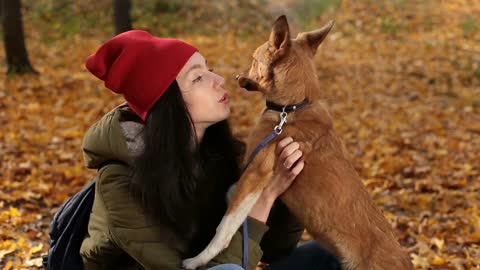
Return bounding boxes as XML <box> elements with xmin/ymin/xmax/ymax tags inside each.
<box><xmin>219</xmin><ymin>110</ymin><xmax>231</xmax><ymax>122</ymax></box>
<box><xmin>221</xmin><ymin>106</ymin><xmax>231</xmax><ymax>118</ymax></box>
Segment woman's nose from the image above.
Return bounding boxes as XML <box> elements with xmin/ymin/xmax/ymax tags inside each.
<box><xmin>214</xmin><ymin>73</ymin><xmax>225</xmax><ymax>89</ymax></box>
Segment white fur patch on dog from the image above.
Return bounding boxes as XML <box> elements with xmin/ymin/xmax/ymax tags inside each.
<box><xmin>182</xmin><ymin>192</ymin><xmax>261</xmax><ymax>269</ymax></box>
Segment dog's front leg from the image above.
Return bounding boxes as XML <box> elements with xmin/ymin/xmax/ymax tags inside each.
<box><xmin>226</xmin><ymin>183</ymin><xmax>237</xmax><ymax>206</ymax></box>
<box><xmin>182</xmin><ymin>145</ymin><xmax>276</xmax><ymax>269</ymax></box>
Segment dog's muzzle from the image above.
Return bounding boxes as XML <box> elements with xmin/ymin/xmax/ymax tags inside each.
<box><xmin>236</xmin><ymin>75</ymin><xmax>260</xmax><ymax>92</ymax></box>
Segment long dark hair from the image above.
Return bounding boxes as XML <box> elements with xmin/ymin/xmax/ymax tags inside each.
<box><xmin>131</xmin><ymin>80</ymin><xmax>245</xmax><ymax>257</ymax></box>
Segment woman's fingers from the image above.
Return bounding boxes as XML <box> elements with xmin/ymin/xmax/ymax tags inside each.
<box><xmin>275</xmin><ymin>137</ymin><xmax>294</xmax><ymax>155</ymax></box>
<box><xmin>275</xmin><ymin>137</ymin><xmax>304</xmax><ymax>171</ymax></box>
<box><xmin>289</xmin><ymin>159</ymin><xmax>305</xmax><ymax>178</ymax></box>
<box><xmin>276</xmin><ymin>159</ymin><xmax>305</xmax><ymax>194</ymax></box>
<box><xmin>280</xmin><ymin>141</ymin><xmax>300</xmax><ymax>161</ymax></box>
<box><xmin>283</xmin><ymin>149</ymin><xmax>303</xmax><ymax>169</ymax></box>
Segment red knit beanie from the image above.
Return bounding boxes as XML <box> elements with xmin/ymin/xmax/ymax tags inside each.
<box><xmin>85</xmin><ymin>30</ymin><xmax>198</xmax><ymax>121</ymax></box>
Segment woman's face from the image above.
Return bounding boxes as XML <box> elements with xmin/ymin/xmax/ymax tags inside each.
<box><xmin>176</xmin><ymin>52</ymin><xmax>230</xmax><ymax>128</ymax></box>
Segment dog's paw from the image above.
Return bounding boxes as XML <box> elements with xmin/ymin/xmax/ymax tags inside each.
<box><xmin>182</xmin><ymin>257</ymin><xmax>204</xmax><ymax>270</ymax></box>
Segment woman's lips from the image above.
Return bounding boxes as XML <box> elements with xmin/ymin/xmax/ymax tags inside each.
<box><xmin>219</xmin><ymin>93</ymin><xmax>229</xmax><ymax>104</ymax></box>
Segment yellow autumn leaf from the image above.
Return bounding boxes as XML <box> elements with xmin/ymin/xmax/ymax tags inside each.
<box><xmin>431</xmin><ymin>254</ymin><xmax>447</xmax><ymax>266</ymax></box>
<box><xmin>9</xmin><ymin>207</ymin><xmax>21</xmax><ymax>217</ymax></box>
<box><xmin>430</xmin><ymin>237</ymin><xmax>444</xmax><ymax>251</ymax></box>
<box><xmin>0</xmin><ymin>243</ymin><xmax>17</xmax><ymax>259</ymax></box>
<box><xmin>29</xmin><ymin>243</ymin><xmax>43</xmax><ymax>254</ymax></box>
<box><xmin>5</xmin><ymin>261</ymin><xmax>13</xmax><ymax>270</ymax></box>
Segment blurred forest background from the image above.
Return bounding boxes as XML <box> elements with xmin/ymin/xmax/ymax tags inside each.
<box><xmin>0</xmin><ymin>0</ymin><xmax>479</xmax><ymax>269</ymax></box>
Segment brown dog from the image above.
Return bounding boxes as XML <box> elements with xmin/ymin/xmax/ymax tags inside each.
<box><xmin>183</xmin><ymin>16</ymin><xmax>413</xmax><ymax>270</ymax></box>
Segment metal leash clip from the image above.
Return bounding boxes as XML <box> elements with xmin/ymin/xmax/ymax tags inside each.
<box><xmin>274</xmin><ymin>107</ymin><xmax>288</xmax><ymax>134</ymax></box>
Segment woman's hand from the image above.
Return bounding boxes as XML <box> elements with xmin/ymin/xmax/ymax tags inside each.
<box><xmin>249</xmin><ymin>137</ymin><xmax>304</xmax><ymax>223</ymax></box>
<box><xmin>263</xmin><ymin>136</ymin><xmax>304</xmax><ymax>200</ymax></box>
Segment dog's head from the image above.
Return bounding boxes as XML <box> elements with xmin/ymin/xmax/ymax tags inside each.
<box><xmin>238</xmin><ymin>15</ymin><xmax>334</xmax><ymax>102</ymax></box>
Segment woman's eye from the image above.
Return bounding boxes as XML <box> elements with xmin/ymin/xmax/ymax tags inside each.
<box><xmin>208</xmin><ymin>68</ymin><xmax>214</xmax><ymax>72</ymax></box>
<box><xmin>193</xmin><ymin>75</ymin><xmax>202</xmax><ymax>83</ymax></box>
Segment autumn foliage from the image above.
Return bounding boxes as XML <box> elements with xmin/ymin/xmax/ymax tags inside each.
<box><xmin>0</xmin><ymin>0</ymin><xmax>479</xmax><ymax>269</ymax></box>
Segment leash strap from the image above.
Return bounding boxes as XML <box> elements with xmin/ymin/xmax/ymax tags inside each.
<box><xmin>241</xmin><ymin>219</ymin><xmax>249</xmax><ymax>269</ymax></box>
<box><xmin>241</xmin><ymin>130</ymin><xmax>280</xmax><ymax>175</ymax></box>
<box><xmin>240</xmin><ymin>129</ymin><xmax>280</xmax><ymax>269</ymax></box>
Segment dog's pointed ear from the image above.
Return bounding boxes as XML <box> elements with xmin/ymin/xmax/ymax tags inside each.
<box><xmin>297</xmin><ymin>20</ymin><xmax>334</xmax><ymax>55</ymax></box>
<box><xmin>269</xmin><ymin>15</ymin><xmax>291</xmax><ymax>59</ymax></box>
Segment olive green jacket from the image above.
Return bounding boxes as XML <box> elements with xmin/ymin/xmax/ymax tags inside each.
<box><xmin>80</xmin><ymin>105</ymin><xmax>304</xmax><ymax>270</ymax></box>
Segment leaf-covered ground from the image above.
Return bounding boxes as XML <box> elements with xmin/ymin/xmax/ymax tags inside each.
<box><xmin>0</xmin><ymin>0</ymin><xmax>479</xmax><ymax>269</ymax></box>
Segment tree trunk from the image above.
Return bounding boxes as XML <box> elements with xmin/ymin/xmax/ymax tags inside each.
<box><xmin>1</xmin><ymin>0</ymin><xmax>38</xmax><ymax>75</ymax></box>
<box><xmin>113</xmin><ymin>0</ymin><xmax>132</xmax><ymax>35</ymax></box>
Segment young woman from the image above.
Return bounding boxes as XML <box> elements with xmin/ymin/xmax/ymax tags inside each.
<box><xmin>80</xmin><ymin>30</ymin><xmax>340</xmax><ymax>270</ymax></box>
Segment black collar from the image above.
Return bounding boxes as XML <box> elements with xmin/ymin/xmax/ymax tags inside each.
<box><xmin>265</xmin><ymin>98</ymin><xmax>310</xmax><ymax>113</ymax></box>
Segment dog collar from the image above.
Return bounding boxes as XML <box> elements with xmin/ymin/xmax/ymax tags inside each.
<box><xmin>265</xmin><ymin>98</ymin><xmax>310</xmax><ymax>113</ymax></box>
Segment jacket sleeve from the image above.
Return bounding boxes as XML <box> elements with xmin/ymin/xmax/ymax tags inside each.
<box><xmin>258</xmin><ymin>200</ymin><xmax>304</xmax><ymax>263</ymax></box>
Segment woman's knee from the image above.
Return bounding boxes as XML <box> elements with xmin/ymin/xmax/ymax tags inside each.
<box><xmin>297</xmin><ymin>241</ymin><xmax>341</xmax><ymax>269</ymax></box>
<box><xmin>264</xmin><ymin>241</ymin><xmax>341</xmax><ymax>270</ymax></box>
<box><xmin>207</xmin><ymin>263</ymin><xmax>244</xmax><ymax>270</ymax></box>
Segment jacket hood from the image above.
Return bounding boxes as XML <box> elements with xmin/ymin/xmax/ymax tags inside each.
<box><xmin>82</xmin><ymin>104</ymin><xmax>144</xmax><ymax>169</ymax></box>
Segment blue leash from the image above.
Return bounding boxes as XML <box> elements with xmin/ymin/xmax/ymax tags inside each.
<box><xmin>240</xmin><ymin>110</ymin><xmax>288</xmax><ymax>269</ymax></box>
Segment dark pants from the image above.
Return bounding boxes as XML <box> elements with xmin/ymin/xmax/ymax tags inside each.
<box><xmin>208</xmin><ymin>241</ymin><xmax>341</xmax><ymax>270</ymax></box>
